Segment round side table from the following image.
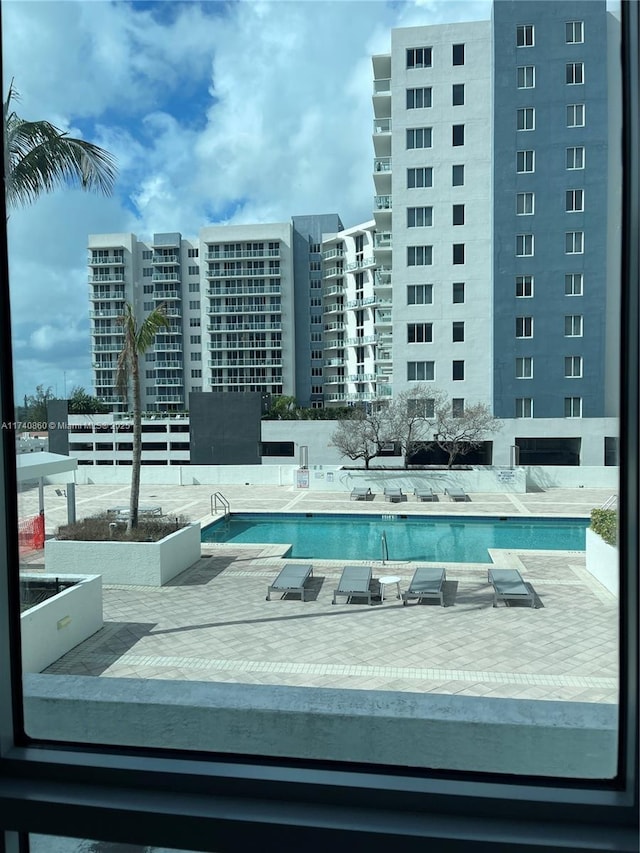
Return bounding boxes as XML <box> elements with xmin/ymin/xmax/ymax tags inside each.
<box><xmin>379</xmin><ymin>574</ymin><xmax>402</xmax><ymax>601</ymax></box>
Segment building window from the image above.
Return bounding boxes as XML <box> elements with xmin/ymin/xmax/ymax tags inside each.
<box><xmin>143</xmin><ymin>267</ymin><xmax>153</xmax><ymax>276</ymax></box>
<box><xmin>566</xmin><ymin>62</ymin><xmax>584</xmax><ymax>84</ymax></box>
<box><xmin>516</xmin><ymin>275</ymin><xmax>534</xmax><ymax>297</ymax></box>
<box><xmin>407</xmin><ymin>46</ymin><xmax>432</xmax><ymax>68</ymax></box>
<box><xmin>452</xmin><ymin>360</ymin><xmax>465</xmax><ymax>381</ymax></box>
<box><xmin>515</xmin><ymin>397</ymin><xmax>533</xmax><ymax>418</ymax></box>
<box><xmin>452</xmin><ymin>43</ymin><xmax>464</xmax><ymax>65</ymax></box>
<box><xmin>567</xmin><ymin>103</ymin><xmax>585</xmax><ymax>126</ymax></box>
<box><xmin>565</xmin><ymin>231</ymin><xmax>584</xmax><ymax>254</ymax></box>
<box><xmin>452</xmin><ymin>164</ymin><xmax>464</xmax><ymax>186</ymax></box>
<box><xmin>566</xmin><ymin>20</ymin><xmax>584</xmax><ymax>43</ymax></box>
<box><xmin>407</xmin><ymin>127</ymin><xmax>432</xmax><ymax>149</ymax></box>
<box><xmin>407</xmin><ymin>206</ymin><xmax>433</xmax><ymax>227</ymax></box>
<box><xmin>565</xmin><ymin>272</ymin><xmax>583</xmax><ymax>295</ymax></box>
<box><xmin>517</xmin><ymin>65</ymin><xmax>535</xmax><ymax>88</ymax></box>
<box><xmin>516</xmin><ymin>149</ymin><xmax>535</xmax><ymax>172</ymax></box>
<box><xmin>189</xmin><ymin>317</ymin><xmax>200</xmax><ymax>327</ymax></box>
<box><xmin>190</xmin><ymin>335</ymin><xmax>201</xmax><ymax>344</ymax></box>
<box><xmin>407</xmin><ymin>167</ymin><xmax>433</xmax><ymax>188</ymax></box>
<box><xmin>189</xmin><ymin>300</ymin><xmax>200</xmax><ymax>310</ymax></box>
<box><xmin>407</xmin><ymin>322</ymin><xmax>433</xmax><ymax>343</ymax></box>
<box><xmin>566</xmin><ymin>189</ymin><xmax>584</xmax><ymax>212</ymax></box>
<box><xmin>190</xmin><ymin>351</ymin><xmax>202</xmax><ymax>361</ymax></box>
<box><xmin>407</xmin><ymin>245</ymin><xmax>433</xmax><ymax>266</ymax></box>
<box><xmin>452</xmin><ymin>243</ymin><xmax>465</xmax><ymax>264</ymax></box>
<box><xmin>406</xmin><ymin>87</ymin><xmax>432</xmax><ymax>109</ymax></box>
<box><xmin>407</xmin><ymin>361</ymin><xmax>435</xmax><ymax>381</ymax></box>
<box><xmin>564</xmin><ymin>396</ymin><xmax>582</xmax><ymax>417</ymax></box>
<box><xmin>452</xmin><ymin>397</ymin><xmax>464</xmax><ymax>417</ymax></box>
<box><xmin>407</xmin><ymin>284</ymin><xmax>433</xmax><ymax>304</ymax></box>
<box><xmin>141</xmin><ymin>249</ymin><xmax>152</xmax><ymax>260</ymax></box>
<box><xmin>516</xmin><ymin>316</ymin><xmax>533</xmax><ymax>338</ymax></box>
<box><xmin>516</xmin><ymin>356</ymin><xmax>533</xmax><ymax>378</ymax></box>
<box><xmin>408</xmin><ymin>398</ymin><xmax>436</xmax><ymax>418</ymax></box>
<box><xmin>452</xmin><ymin>281</ymin><xmax>465</xmax><ymax>303</ymax></box>
<box><xmin>566</xmin><ymin>146</ymin><xmax>585</xmax><ymax>169</ymax></box>
<box><xmin>452</xmin><ymin>83</ymin><xmax>465</xmax><ymax>105</ymax></box>
<box><xmin>452</xmin><ymin>124</ymin><xmax>465</xmax><ymax>146</ymax></box>
<box><xmin>516</xmin><ymin>24</ymin><xmax>534</xmax><ymax>46</ymax></box>
<box><xmin>188</xmin><ymin>265</ymin><xmax>199</xmax><ymax>275</ymax></box>
<box><xmin>452</xmin><ymin>321</ymin><xmax>464</xmax><ymax>342</ymax></box>
<box><xmin>565</xmin><ymin>314</ymin><xmax>583</xmax><ymax>336</ymax></box>
<box><xmin>187</xmin><ymin>247</ymin><xmax>199</xmax><ymax>258</ymax></box>
<box><xmin>516</xmin><ymin>192</ymin><xmax>534</xmax><ymax>215</ymax></box>
<box><xmin>188</xmin><ymin>282</ymin><xmax>199</xmax><ymax>292</ymax></box>
<box><xmin>516</xmin><ymin>234</ymin><xmax>534</xmax><ymax>256</ymax></box>
<box><xmin>191</xmin><ymin>369</ymin><xmax>202</xmax><ymax>379</ymax></box>
<box><xmin>311</xmin><ymin>367</ymin><xmax>323</xmax><ymax>377</ymax></box>
<box><xmin>565</xmin><ymin>356</ymin><xmax>583</xmax><ymax>378</ymax></box>
<box><xmin>452</xmin><ymin>204</ymin><xmax>465</xmax><ymax>225</ymax></box>
<box><xmin>143</xmin><ymin>301</ymin><xmax>153</xmax><ymax>311</ymax></box>
<box><xmin>517</xmin><ymin>107</ymin><xmax>535</xmax><ymax>130</ymax></box>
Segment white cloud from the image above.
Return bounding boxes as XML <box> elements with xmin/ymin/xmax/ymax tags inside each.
<box><xmin>2</xmin><ymin>0</ymin><xmax>491</xmax><ymax>401</ymax></box>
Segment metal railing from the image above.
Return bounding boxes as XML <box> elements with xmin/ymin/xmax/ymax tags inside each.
<box><xmin>601</xmin><ymin>495</ymin><xmax>618</xmax><ymax>510</ymax></box>
<box><xmin>211</xmin><ymin>492</ymin><xmax>230</xmax><ymax>519</ymax></box>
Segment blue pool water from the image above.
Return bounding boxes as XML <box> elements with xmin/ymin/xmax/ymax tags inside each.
<box><xmin>201</xmin><ymin>513</ymin><xmax>588</xmax><ymax>563</ymax></box>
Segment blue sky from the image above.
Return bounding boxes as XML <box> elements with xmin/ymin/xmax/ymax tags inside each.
<box><xmin>3</xmin><ymin>0</ymin><xmax>493</xmax><ymax>403</ymax></box>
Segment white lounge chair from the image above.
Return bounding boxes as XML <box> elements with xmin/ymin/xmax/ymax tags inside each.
<box><xmin>488</xmin><ymin>568</ymin><xmax>537</xmax><ymax>608</ymax></box>
<box><xmin>445</xmin><ymin>487</ymin><xmax>469</xmax><ymax>502</ymax></box>
<box><xmin>402</xmin><ymin>567</ymin><xmax>447</xmax><ymax>606</ymax></box>
<box><xmin>414</xmin><ymin>487</ymin><xmax>436</xmax><ymax>501</ymax></box>
<box><xmin>384</xmin><ymin>487</ymin><xmax>404</xmax><ymax>503</ymax></box>
<box><xmin>350</xmin><ymin>486</ymin><xmax>372</xmax><ymax>501</ymax></box>
<box><xmin>267</xmin><ymin>564</ymin><xmax>314</xmax><ymax>601</ymax></box>
<box><xmin>332</xmin><ymin>566</ymin><xmax>373</xmax><ymax>605</ymax></box>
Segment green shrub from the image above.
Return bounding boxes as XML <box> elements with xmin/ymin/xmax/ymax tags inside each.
<box><xmin>590</xmin><ymin>508</ymin><xmax>617</xmax><ymax>547</ymax></box>
<box><xmin>56</xmin><ymin>513</ymin><xmax>190</xmax><ymax>542</ymax></box>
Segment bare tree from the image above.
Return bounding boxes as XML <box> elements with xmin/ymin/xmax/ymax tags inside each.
<box><xmin>433</xmin><ymin>400</ymin><xmax>501</xmax><ymax>468</ymax></box>
<box><xmin>386</xmin><ymin>386</ymin><xmax>445</xmax><ymax>468</ymax></box>
<box><xmin>330</xmin><ymin>404</ymin><xmax>390</xmax><ymax>469</ymax></box>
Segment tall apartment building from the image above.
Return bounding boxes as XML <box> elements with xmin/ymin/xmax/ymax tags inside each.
<box><xmin>357</xmin><ymin>0</ymin><xmax>620</xmax><ymax>463</ymax></box>
<box><xmin>88</xmin><ymin>215</ymin><xmax>342</xmax><ymax>412</ymax></box>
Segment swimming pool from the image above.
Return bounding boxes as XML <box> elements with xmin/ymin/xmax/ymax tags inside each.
<box><xmin>201</xmin><ymin>513</ymin><xmax>588</xmax><ymax>563</ymax></box>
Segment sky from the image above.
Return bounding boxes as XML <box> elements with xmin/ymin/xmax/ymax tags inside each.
<box><xmin>3</xmin><ymin>0</ymin><xmax>494</xmax><ymax>403</ymax></box>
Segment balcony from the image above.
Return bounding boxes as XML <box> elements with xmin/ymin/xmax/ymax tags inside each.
<box><xmin>208</xmin><ymin>284</ymin><xmax>280</xmax><ymax>296</ymax></box>
<box><xmin>324</xmin><ymin>337</ymin><xmax>345</xmax><ymax>350</ymax></box>
<box><xmin>375</xmin><ymin>268</ymin><xmax>392</xmax><ymax>287</ymax></box>
<box><xmin>153</xmin><ymin>290</ymin><xmax>181</xmax><ymax>300</ymax></box>
<box><xmin>90</xmin><ymin>273</ymin><xmax>124</xmax><ymax>283</ymax></box>
<box><xmin>322</xmin><ymin>247</ymin><xmax>345</xmax><ymax>261</ymax></box>
<box><xmin>373</xmin><ymin>157</ymin><xmax>391</xmax><ymax>173</ymax></box>
<box><xmin>92</xmin><ymin>342</ymin><xmax>122</xmax><ymax>352</ymax></box>
<box><xmin>89</xmin><ymin>289</ymin><xmax>125</xmax><ymax>301</ymax></box>
<box><xmin>324</xmin><ymin>358</ymin><xmax>344</xmax><ymax>367</ymax></box>
<box><xmin>208</xmin><ymin>304</ymin><xmax>281</xmax><ymax>315</ymax></box>
<box><xmin>207</xmin><ymin>321</ymin><xmax>282</xmax><ymax>332</ymax></box>
<box><xmin>95</xmin><ymin>395</ymin><xmax>122</xmax><ymax>404</ymax></box>
<box><xmin>345</xmin><ymin>257</ymin><xmax>375</xmax><ymax>272</ymax></box>
<box><xmin>323</xmin><ymin>284</ymin><xmax>344</xmax><ymax>297</ymax></box>
<box><xmin>154</xmin><ymin>361</ymin><xmax>183</xmax><ymax>370</ymax></box>
<box><xmin>205</xmin><ymin>248</ymin><xmax>280</xmax><ymax>261</ymax></box>
<box><xmin>210</xmin><ymin>376</ymin><xmax>281</xmax><ymax>387</ymax></box>
<box><xmin>346</xmin><ymin>296</ymin><xmax>378</xmax><ymax>309</ymax></box>
<box><xmin>374</xmin><ymin>233</ymin><xmax>392</xmax><ymax>249</ymax></box>
<box><xmin>375</xmin><ymin>348</ymin><xmax>392</xmax><ymax>362</ymax></box>
<box><xmin>372</xmin><ymin>78</ymin><xmax>391</xmax><ymax>95</ymax></box>
<box><xmin>376</xmin><ymin>311</ymin><xmax>392</xmax><ymax>324</ymax></box>
<box><xmin>374</xmin><ymin>195</ymin><xmax>392</xmax><ymax>211</ymax></box>
<box><xmin>323</xmin><ymin>375</ymin><xmax>345</xmax><ymax>385</ymax></box>
<box><xmin>208</xmin><ymin>358</ymin><xmax>282</xmax><ymax>368</ymax></box>
<box><xmin>90</xmin><ymin>309</ymin><xmax>122</xmax><ymax>319</ymax></box>
<box><xmin>151</xmin><ymin>254</ymin><xmax>179</xmax><ymax>264</ymax></box>
<box><xmin>348</xmin><ymin>373</ymin><xmax>376</xmax><ymax>382</ymax></box>
<box><xmin>206</xmin><ymin>266</ymin><xmax>280</xmax><ymax>279</ymax></box>
<box><xmin>207</xmin><ymin>340</ymin><xmax>282</xmax><ymax>351</ymax></box>
<box><xmin>88</xmin><ymin>255</ymin><xmax>124</xmax><ymax>266</ymax></box>
<box><xmin>373</xmin><ymin>118</ymin><xmax>391</xmax><ymax>134</ymax></box>
<box><xmin>323</xmin><ymin>266</ymin><xmax>344</xmax><ymax>280</ymax></box>
<box><xmin>346</xmin><ymin>334</ymin><xmax>377</xmax><ymax>345</ymax></box>
<box><xmin>324</xmin><ymin>303</ymin><xmax>344</xmax><ymax>315</ymax></box>
<box><xmin>152</xmin><ymin>272</ymin><xmax>180</xmax><ymax>282</ymax></box>
<box><xmin>155</xmin><ymin>378</ymin><xmax>184</xmax><ymax>386</ymax></box>
<box><xmin>92</xmin><ymin>362</ymin><xmax>116</xmax><ymax>370</ymax></box>
<box><xmin>152</xmin><ymin>342</ymin><xmax>182</xmax><ymax>351</ymax></box>
<box><xmin>155</xmin><ymin>394</ymin><xmax>184</xmax><ymax>403</ymax></box>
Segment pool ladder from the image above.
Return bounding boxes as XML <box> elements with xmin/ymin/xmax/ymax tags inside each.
<box><xmin>381</xmin><ymin>530</ymin><xmax>389</xmax><ymax>564</ymax></box>
<box><xmin>211</xmin><ymin>492</ymin><xmax>230</xmax><ymax>520</ymax></box>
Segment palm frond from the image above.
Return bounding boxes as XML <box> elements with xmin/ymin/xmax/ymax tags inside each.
<box><xmin>136</xmin><ymin>304</ymin><xmax>170</xmax><ymax>354</ymax></box>
<box><xmin>4</xmin><ymin>84</ymin><xmax>117</xmax><ymax>207</ymax></box>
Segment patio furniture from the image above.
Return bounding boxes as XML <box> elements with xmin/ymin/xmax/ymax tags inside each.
<box><xmin>107</xmin><ymin>505</ymin><xmax>163</xmax><ymax>519</ymax></box>
<box><xmin>414</xmin><ymin>487</ymin><xmax>436</xmax><ymax>501</ymax></box>
<box><xmin>445</xmin><ymin>487</ymin><xmax>469</xmax><ymax>502</ymax></box>
<box><xmin>384</xmin><ymin>487</ymin><xmax>404</xmax><ymax>503</ymax></box>
<box><xmin>402</xmin><ymin>567</ymin><xmax>447</xmax><ymax>606</ymax></box>
<box><xmin>350</xmin><ymin>486</ymin><xmax>373</xmax><ymax>501</ymax></box>
<box><xmin>332</xmin><ymin>565</ymin><xmax>373</xmax><ymax>605</ymax></box>
<box><xmin>379</xmin><ymin>574</ymin><xmax>402</xmax><ymax>601</ymax></box>
<box><xmin>266</xmin><ymin>563</ymin><xmax>314</xmax><ymax>601</ymax></box>
<box><xmin>488</xmin><ymin>568</ymin><xmax>537</xmax><ymax>608</ymax></box>
<box><xmin>55</xmin><ymin>488</ymin><xmax>66</xmax><ymax>497</ymax></box>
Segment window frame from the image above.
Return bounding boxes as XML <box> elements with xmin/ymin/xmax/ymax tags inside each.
<box><xmin>516</xmin><ymin>149</ymin><xmax>535</xmax><ymax>173</ymax></box>
<box><xmin>567</xmin><ymin>145</ymin><xmax>585</xmax><ymax>169</ymax></box>
<box><xmin>407</xmin><ymin>167</ymin><xmax>433</xmax><ymax>189</ymax></box>
<box><xmin>0</xmin><ymin>5</ymin><xmax>638</xmax><ymax>853</ymax></box>
<box><xmin>567</xmin><ymin>103</ymin><xmax>586</xmax><ymax>127</ymax></box>
<box><xmin>515</xmin><ymin>397</ymin><xmax>533</xmax><ymax>418</ymax></box>
<box><xmin>516</xmin><ymin>192</ymin><xmax>535</xmax><ymax>215</ymax></box>
<box><xmin>517</xmin><ymin>106</ymin><xmax>535</xmax><ymax>131</ymax></box>
<box><xmin>517</xmin><ymin>65</ymin><xmax>535</xmax><ymax>89</ymax></box>
<box><xmin>516</xmin><ymin>23</ymin><xmax>534</xmax><ymax>47</ymax></box>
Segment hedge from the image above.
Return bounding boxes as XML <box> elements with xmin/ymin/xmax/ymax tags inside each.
<box><xmin>590</xmin><ymin>508</ymin><xmax>617</xmax><ymax>547</ymax></box>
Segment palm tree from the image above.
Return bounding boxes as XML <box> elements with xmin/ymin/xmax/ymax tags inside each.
<box><xmin>4</xmin><ymin>81</ymin><xmax>117</xmax><ymax>208</ymax></box>
<box><xmin>116</xmin><ymin>302</ymin><xmax>169</xmax><ymax>531</ymax></box>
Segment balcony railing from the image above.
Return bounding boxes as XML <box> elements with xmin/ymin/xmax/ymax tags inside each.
<box><xmin>207</xmin><ymin>322</ymin><xmax>282</xmax><ymax>332</ymax></box>
<box><xmin>207</xmin><ymin>341</ymin><xmax>282</xmax><ymax>351</ymax></box>
<box><xmin>154</xmin><ymin>361</ymin><xmax>183</xmax><ymax>370</ymax></box>
<box><xmin>91</xmin><ymin>342</ymin><xmax>122</xmax><ymax>352</ymax></box>
<box><xmin>373</xmin><ymin>78</ymin><xmax>391</xmax><ymax>94</ymax></box>
<box><xmin>88</xmin><ymin>255</ymin><xmax>124</xmax><ymax>266</ymax></box>
<box><xmin>324</xmin><ymin>303</ymin><xmax>344</xmax><ymax>314</ymax></box>
<box><xmin>323</xmin><ymin>284</ymin><xmax>344</xmax><ymax>297</ymax></box>
<box><xmin>373</xmin><ymin>157</ymin><xmax>391</xmax><ymax>173</ymax></box>
<box><xmin>324</xmin><ymin>358</ymin><xmax>344</xmax><ymax>367</ymax></box>
<box><xmin>89</xmin><ymin>289</ymin><xmax>125</xmax><ymax>301</ymax></box>
<box><xmin>90</xmin><ymin>273</ymin><xmax>124</xmax><ymax>283</ymax></box>
<box><xmin>345</xmin><ymin>257</ymin><xmax>375</xmax><ymax>271</ymax></box>
<box><xmin>374</xmin><ymin>195</ymin><xmax>392</xmax><ymax>210</ymax></box>
<box><xmin>152</xmin><ymin>273</ymin><xmax>180</xmax><ymax>282</ymax></box>
<box><xmin>374</xmin><ymin>233</ymin><xmax>392</xmax><ymax>248</ymax></box>
<box><xmin>208</xmin><ymin>358</ymin><xmax>282</xmax><ymax>368</ymax></box>
<box><xmin>323</xmin><ymin>375</ymin><xmax>345</xmax><ymax>385</ymax></box>
<box><xmin>90</xmin><ymin>309</ymin><xmax>122</xmax><ymax>319</ymax></box>
<box><xmin>151</xmin><ymin>254</ymin><xmax>179</xmax><ymax>264</ymax></box>
<box><xmin>204</xmin><ymin>249</ymin><xmax>280</xmax><ymax>260</ymax></box>
<box><xmin>376</xmin><ymin>311</ymin><xmax>392</xmax><ymax>323</ymax></box>
<box><xmin>346</xmin><ymin>334</ymin><xmax>378</xmax><ymax>345</ymax></box>
<box><xmin>208</xmin><ymin>285</ymin><xmax>280</xmax><ymax>296</ymax></box>
<box><xmin>375</xmin><ymin>269</ymin><xmax>392</xmax><ymax>286</ymax></box>
<box><xmin>206</xmin><ymin>267</ymin><xmax>280</xmax><ymax>279</ymax></box>
<box><xmin>154</xmin><ymin>394</ymin><xmax>184</xmax><ymax>403</ymax></box>
<box><xmin>348</xmin><ymin>373</ymin><xmax>376</xmax><ymax>382</ymax></box>
<box><xmin>322</xmin><ymin>247</ymin><xmax>345</xmax><ymax>261</ymax></box>
<box><xmin>323</xmin><ymin>266</ymin><xmax>344</xmax><ymax>279</ymax></box>
<box><xmin>373</xmin><ymin>118</ymin><xmax>391</xmax><ymax>134</ymax></box>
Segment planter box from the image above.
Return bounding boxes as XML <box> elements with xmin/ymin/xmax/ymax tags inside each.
<box><xmin>45</xmin><ymin>523</ymin><xmax>201</xmax><ymax>587</ymax></box>
<box><xmin>585</xmin><ymin>528</ymin><xmax>618</xmax><ymax>597</ymax></box>
<box><xmin>21</xmin><ymin>573</ymin><xmax>103</xmax><ymax>673</ymax></box>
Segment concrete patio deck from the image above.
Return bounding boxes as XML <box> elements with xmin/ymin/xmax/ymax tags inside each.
<box><xmin>19</xmin><ymin>483</ymin><xmax>618</xmax><ymax>705</ymax></box>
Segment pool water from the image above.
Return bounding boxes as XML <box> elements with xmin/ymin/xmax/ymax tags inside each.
<box><xmin>201</xmin><ymin>513</ymin><xmax>588</xmax><ymax>563</ymax></box>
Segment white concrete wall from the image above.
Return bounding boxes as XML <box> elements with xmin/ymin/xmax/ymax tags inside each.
<box><xmin>585</xmin><ymin>528</ymin><xmax>618</xmax><ymax>596</ymax></box>
<box><xmin>23</xmin><ymin>675</ymin><xmax>616</xmax><ymax>779</ymax></box>
<box><xmin>20</xmin><ymin>574</ymin><xmax>103</xmax><ymax>673</ymax></box>
<box><xmin>45</xmin><ymin>523</ymin><xmax>201</xmax><ymax>587</ymax></box>
<box><xmin>525</xmin><ymin>467</ymin><xmax>618</xmax><ymax>490</ymax></box>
